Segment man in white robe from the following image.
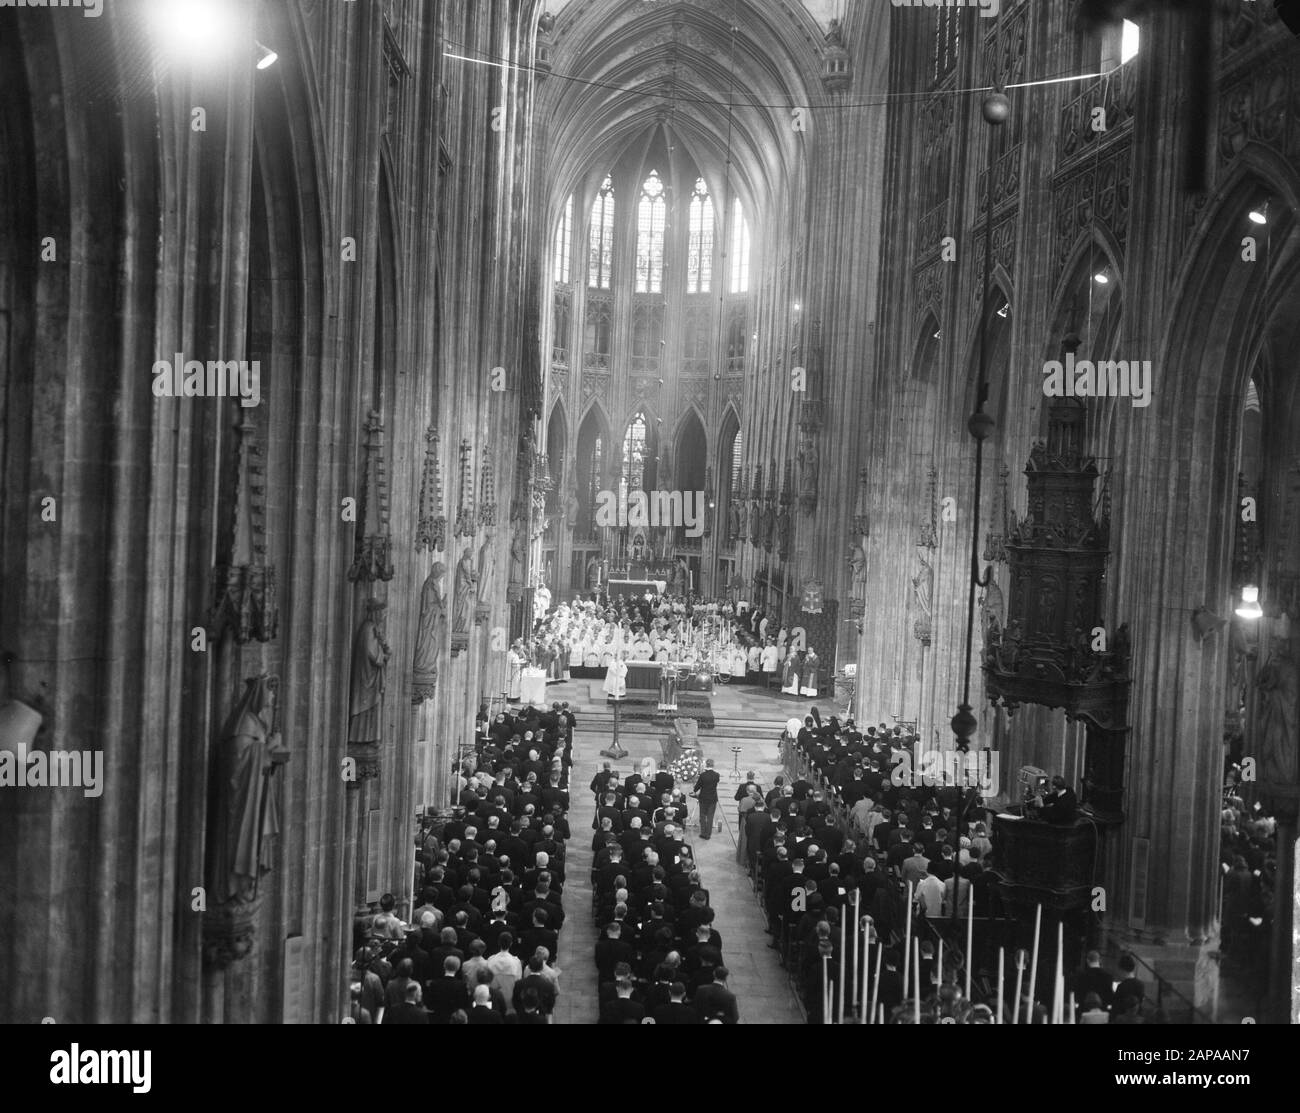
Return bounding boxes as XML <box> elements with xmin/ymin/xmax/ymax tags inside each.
<box><xmin>603</xmin><ymin>653</ymin><xmax>628</xmax><ymax>700</ymax></box>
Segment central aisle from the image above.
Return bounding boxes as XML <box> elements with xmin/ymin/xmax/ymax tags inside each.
<box><xmin>554</xmin><ymin>711</ymin><xmax>805</xmax><ymax>1024</ymax></box>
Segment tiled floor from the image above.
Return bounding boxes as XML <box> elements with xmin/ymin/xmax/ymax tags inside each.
<box><xmin>553</xmin><ymin>686</ymin><xmax>807</xmax><ymax>1024</ymax></box>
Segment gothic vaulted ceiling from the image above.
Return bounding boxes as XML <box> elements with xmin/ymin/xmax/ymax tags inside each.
<box><xmin>537</xmin><ymin>0</ymin><xmax>833</xmax><ymax>224</ymax></box>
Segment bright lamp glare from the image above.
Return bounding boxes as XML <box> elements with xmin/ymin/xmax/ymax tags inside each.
<box><xmin>1093</xmin><ymin>272</ymin><xmax>1109</xmax><ymax>285</ymax></box>
<box><xmin>1248</xmin><ymin>208</ymin><xmax>1267</xmax><ymax>226</ymax></box>
<box><xmin>148</xmin><ymin>0</ymin><xmax>239</xmax><ymax>64</ymax></box>
<box><xmin>1236</xmin><ymin>585</ymin><xmax>1263</xmax><ymax>620</ymax></box>
<box><xmin>1121</xmin><ymin>20</ymin><xmax>1140</xmax><ymax>65</ymax></box>
<box><xmin>256</xmin><ymin>43</ymin><xmax>278</xmax><ymax>70</ymax></box>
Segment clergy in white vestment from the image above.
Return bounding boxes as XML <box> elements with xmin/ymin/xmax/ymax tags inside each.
<box><xmin>760</xmin><ymin>640</ymin><xmax>779</xmax><ymax>677</ymax></box>
<box><xmin>506</xmin><ymin>643</ymin><xmax>524</xmax><ymax>700</ymax></box>
<box><xmin>603</xmin><ymin>653</ymin><xmax>628</xmax><ymax>700</ymax></box>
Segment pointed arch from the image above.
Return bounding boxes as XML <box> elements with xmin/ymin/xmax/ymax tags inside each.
<box><xmin>575</xmin><ymin>406</ymin><xmax>611</xmax><ymax>540</ymax></box>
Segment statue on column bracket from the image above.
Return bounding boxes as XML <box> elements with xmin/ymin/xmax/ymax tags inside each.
<box><xmin>848</xmin><ymin>540</ymin><xmax>867</xmax><ymax>618</ymax></box>
<box><xmin>508</xmin><ymin>527</ymin><xmax>527</xmax><ymax>604</ymax></box>
<box><xmin>412</xmin><ymin>563</ymin><xmax>447</xmax><ymax>704</ymax></box>
<box><xmin>912</xmin><ymin>551</ymin><xmax>934</xmax><ymax>647</ymax></box>
<box><xmin>348</xmin><ymin>599</ymin><xmax>390</xmax><ymax>782</ymax></box>
<box><xmin>203</xmin><ymin>674</ymin><xmax>289</xmax><ymax>968</ymax></box>
<box><xmin>1256</xmin><ymin>643</ymin><xmax>1299</xmax><ymax>793</ymax></box>
<box><xmin>477</xmin><ymin>525</ymin><xmax>498</xmax><ymax>625</ymax></box>
<box><xmin>452</xmin><ymin>544</ymin><xmax>479</xmax><ymax>653</ymax></box>
<box><xmin>799</xmin><ymin>437</ymin><xmax>819</xmax><ymax>515</ymax></box>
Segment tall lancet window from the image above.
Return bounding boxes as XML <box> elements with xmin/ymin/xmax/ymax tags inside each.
<box><xmin>623</xmin><ymin>413</ymin><xmax>649</xmax><ymax>490</ymax></box>
<box><xmin>687</xmin><ymin>177</ymin><xmax>714</xmax><ymax>294</ymax></box>
<box><xmin>553</xmin><ymin>194</ymin><xmax>573</xmax><ymax>284</ymax></box>
<box><xmin>588</xmin><ymin>175</ymin><xmax>615</xmax><ymax>289</ymax></box>
<box><xmin>729</xmin><ymin>197</ymin><xmax>751</xmax><ymax>294</ymax></box>
<box><xmin>636</xmin><ymin>170</ymin><xmax>667</xmax><ymax>294</ymax></box>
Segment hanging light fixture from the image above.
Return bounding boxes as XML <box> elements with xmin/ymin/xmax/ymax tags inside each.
<box><xmin>1235</xmin><ymin>585</ymin><xmax>1263</xmax><ymax>620</ymax></box>
<box><xmin>1248</xmin><ymin>201</ymin><xmax>1269</xmax><ymax>226</ymax></box>
<box><xmin>255</xmin><ymin>41</ymin><xmax>279</xmax><ymax>70</ymax></box>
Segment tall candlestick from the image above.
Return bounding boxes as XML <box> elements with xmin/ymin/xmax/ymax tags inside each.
<box><xmin>937</xmin><ymin>938</ymin><xmax>943</xmax><ymax>992</ymax></box>
<box><xmin>965</xmin><ymin>883</ymin><xmax>975</xmax><ymax>999</ymax></box>
<box><xmin>996</xmin><ymin>946</ymin><xmax>1005</xmax><ymax>1024</ymax></box>
<box><xmin>1067</xmin><ymin>991</ymin><xmax>1076</xmax><ymax>1025</ymax></box>
<box><xmin>1026</xmin><ymin>903</ymin><xmax>1042</xmax><ymax>1025</ymax></box>
<box><xmin>902</xmin><ymin>881</ymin><xmax>914</xmax><ymax>991</ymax></box>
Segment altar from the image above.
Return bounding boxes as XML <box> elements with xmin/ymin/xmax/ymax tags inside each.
<box><xmin>626</xmin><ymin>661</ymin><xmax>661</xmax><ymax>691</ymax></box>
<box><xmin>519</xmin><ymin>667</ymin><xmax>548</xmax><ymax>707</ymax></box>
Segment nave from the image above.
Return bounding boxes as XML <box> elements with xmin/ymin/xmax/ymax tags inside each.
<box><xmin>554</xmin><ymin>683</ymin><xmax>805</xmax><ymax>1024</ymax></box>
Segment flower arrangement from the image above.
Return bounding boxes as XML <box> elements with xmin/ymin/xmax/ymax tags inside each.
<box><xmin>669</xmin><ymin>748</ymin><xmax>702</xmax><ymax>782</ymax></box>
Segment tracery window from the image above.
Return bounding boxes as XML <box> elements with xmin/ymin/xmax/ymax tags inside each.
<box><xmin>729</xmin><ymin>197</ymin><xmax>750</xmax><ymax>294</ymax></box>
<box><xmin>553</xmin><ymin>194</ymin><xmax>573</xmax><ymax>284</ymax></box>
<box><xmin>588</xmin><ymin>175</ymin><xmax>614</xmax><ymax>289</ymax></box>
<box><xmin>636</xmin><ymin>170</ymin><xmax>666</xmax><ymax>294</ymax></box>
<box><xmin>623</xmin><ymin>413</ymin><xmax>649</xmax><ymax>490</ymax></box>
<box><xmin>687</xmin><ymin>177</ymin><xmax>714</xmax><ymax>294</ymax></box>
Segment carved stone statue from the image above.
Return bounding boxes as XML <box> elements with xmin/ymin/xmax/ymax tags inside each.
<box><xmin>478</xmin><ymin>527</ymin><xmax>498</xmax><ymax>606</ymax></box>
<box><xmin>412</xmin><ymin>563</ymin><xmax>446</xmax><ymax>704</ymax></box>
<box><xmin>980</xmin><ymin>569</ymin><xmax>1004</xmax><ymax>649</ymax></box>
<box><xmin>1256</xmin><ymin>645</ymin><xmax>1299</xmax><ymax>789</ymax></box>
<box><xmin>563</xmin><ymin>475</ymin><xmax>580</xmax><ymax>529</ymax></box>
<box><xmin>825</xmin><ymin>17</ymin><xmax>845</xmax><ymax>48</ymax></box>
<box><xmin>799</xmin><ymin>439</ymin><xmax>819</xmax><ymax>512</ymax></box>
<box><xmin>848</xmin><ymin>541</ymin><xmax>867</xmax><ymax>595</ymax></box>
<box><xmin>208</xmin><ymin>675</ymin><xmax>287</xmax><ymax>904</ymax></box>
<box><xmin>912</xmin><ymin>553</ymin><xmax>934</xmax><ymax>646</ymax></box>
<box><xmin>453</xmin><ymin>547</ymin><xmax>478</xmax><ymax>635</ymax></box>
<box><xmin>509</xmin><ymin>528</ymin><xmax>527</xmax><ymax>590</ymax></box>
<box><xmin>349</xmin><ymin>600</ymin><xmax>390</xmax><ymax>745</ymax></box>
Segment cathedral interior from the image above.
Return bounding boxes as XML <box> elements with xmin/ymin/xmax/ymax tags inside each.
<box><xmin>2</xmin><ymin>0</ymin><xmax>1299</xmax><ymax>1027</ymax></box>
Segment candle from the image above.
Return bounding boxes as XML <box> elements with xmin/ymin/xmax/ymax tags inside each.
<box><xmin>1052</xmin><ymin>920</ymin><xmax>1064</xmax><ymax>1024</ymax></box>
<box><xmin>1011</xmin><ymin>949</ymin><xmax>1024</xmax><ymax>1025</ymax></box>
<box><xmin>996</xmin><ymin>947</ymin><xmax>1005</xmax><ymax>1024</ymax></box>
<box><xmin>852</xmin><ymin>891</ymin><xmax>861</xmax><ymax>1011</ymax></box>
<box><xmin>837</xmin><ymin>910</ymin><xmax>847</xmax><ymax>1019</ymax></box>
<box><xmin>937</xmin><ymin>938</ymin><xmax>943</xmax><ymax>991</ymax></box>
<box><xmin>1067</xmin><ymin>991</ymin><xmax>1076</xmax><ymax>1025</ymax></box>
<box><xmin>902</xmin><ymin>881</ymin><xmax>914</xmax><ymax>992</ymax></box>
<box><xmin>1026</xmin><ymin>903</ymin><xmax>1042</xmax><ymax>1025</ymax></box>
<box><xmin>839</xmin><ymin>912</ymin><xmax>847</xmax><ymax>1024</ymax></box>
<box><xmin>913</xmin><ymin>937</ymin><xmax>922</xmax><ymax>1025</ymax></box>
<box><xmin>822</xmin><ymin>954</ymin><xmax>830</xmax><ymax>1025</ymax></box>
<box><xmin>965</xmin><ymin>882</ymin><xmax>975</xmax><ymax>999</ymax></box>
<box><xmin>871</xmin><ymin>942</ymin><xmax>883</xmax><ymax>1027</ymax></box>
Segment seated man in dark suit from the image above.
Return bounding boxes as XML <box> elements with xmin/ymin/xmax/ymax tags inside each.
<box><xmin>651</xmin><ymin>982</ymin><xmax>700</xmax><ymax>1024</ymax></box>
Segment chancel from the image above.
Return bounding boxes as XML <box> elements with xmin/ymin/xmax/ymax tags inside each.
<box><xmin>1</xmin><ymin>0</ymin><xmax>1297</xmax><ymax>1032</ymax></box>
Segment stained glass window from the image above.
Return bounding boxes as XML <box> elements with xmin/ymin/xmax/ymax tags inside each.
<box><xmin>636</xmin><ymin>170</ymin><xmax>666</xmax><ymax>294</ymax></box>
<box><xmin>687</xmin><ymin>177</ymin><xmax>714</xmax><ymax>294</ymax></box>
<box><xmin>623</xmin><ymin>414</ymin><xmax>648</xmax><ymax>490</ymax></box>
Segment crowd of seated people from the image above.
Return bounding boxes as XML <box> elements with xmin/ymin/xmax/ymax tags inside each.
<box><xmin>744</xmin><ymin>709</ymin><xmax>1007</xmax><ymax>1022</ymax></box>
<box><xmin>1219</xmin><ymin>759</ymin><xmax>1277</xmax><ymax>980</ymax></box>
<box><xmin>349</xmin><ymin>704</ymin><xmax>575</xmax><ymax>1024</ymax></box>
<box><xmin>588</xmin><ymin>762</ymin><xmax>741</xmax><ymax>1023</ymax></box>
